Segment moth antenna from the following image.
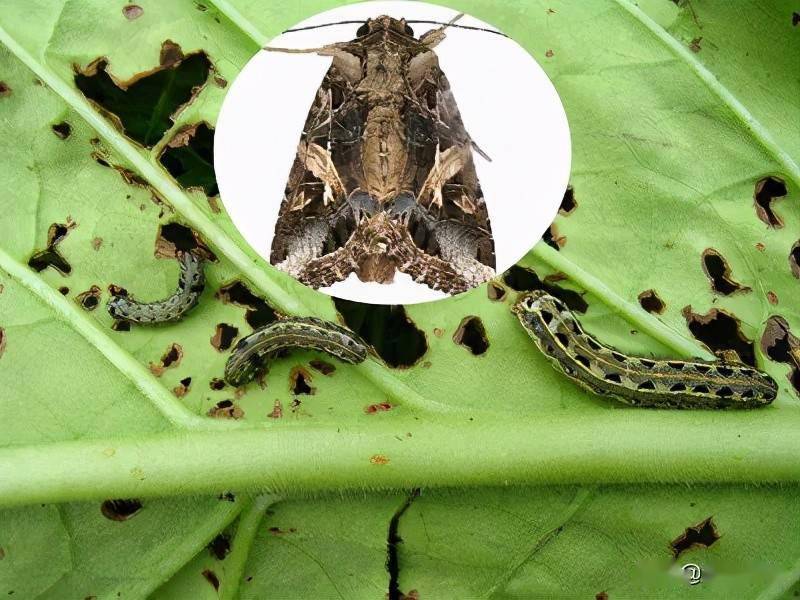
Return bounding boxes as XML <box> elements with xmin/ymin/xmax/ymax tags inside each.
<box><xmin>280</xmin><ymin>17</ymin><xmax>508</xmax><ymax>38</ymax></box>
<box><xmin>263</xmin><ymin>41</ymin><xmax>349</xmax><ymax>53</ymax></box>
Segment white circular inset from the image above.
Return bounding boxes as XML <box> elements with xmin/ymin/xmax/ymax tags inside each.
<box><xmin>216</xmin><ymin>1</ymin><xmax>571</xmax><ymax>304</ymax></box>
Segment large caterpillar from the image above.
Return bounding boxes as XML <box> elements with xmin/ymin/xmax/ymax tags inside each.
<box><xmin>224</xmin><ymin>317</ymin><xmax>368</xmax><ymax>386</ymax></box>
<box><xmin>107</xmin><ymin>251</ymin><xmax>205</xmax><ymax>324</ymax></box>
<box><xmin>513</xmin><ymin>290</ymin><xmax>777</xmax><ymax>409</ymax></box>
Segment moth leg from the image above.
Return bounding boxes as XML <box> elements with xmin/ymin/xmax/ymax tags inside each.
<box><xmin>386</xmin><ymin>192</ymin><xmax>430</xmax><ymax>225</ymax></box>
<box><xmin>417</xmin><ymin>13</ymin><xmax>464</xmax><ymax>48</ymax></box>
<box><xmin>343</xmin><ymin>189</ymin><xmax>380</xmax><ymax>223</ymax></box>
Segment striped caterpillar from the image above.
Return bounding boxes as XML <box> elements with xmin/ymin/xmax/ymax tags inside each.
<box><xmin>107</xmin><ymin>251</ymin><xmax>205</xmax><ymax>324</ymax></box>
<box><xmin>224</xmin><ymin>317</ymin><xmax>367</xmax><ymax>386</ymax></box>
<box><xmin>513</xmin><ymin>290</ymin><xmax>777</xmax><ymax>409</ymax></box>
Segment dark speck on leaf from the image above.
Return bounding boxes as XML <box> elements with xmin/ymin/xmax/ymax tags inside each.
<box><xmin>101</xmin><ymin>499</ymin><xmax>142</xmax><ymax>521</ymax></box>
<box><xmin>51</xmin><ymin>122</ymin><xmax>72</xmax><ymax>139</ymax></box>
<box><xmin>122</xmin><ymin>4</ymin><xmax>143</xmax><ymax>19</ymax></box>
<box><xmin>453</xmin><ymin>316</ymin><xmax>489</xmax><ymax>355</ymax></box>
<box><xmin>670</xmin><ymin>516</ymin><xmax>720</xmax><ymax>558</ymax></box>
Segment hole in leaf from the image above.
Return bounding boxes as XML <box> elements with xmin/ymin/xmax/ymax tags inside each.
<box><xmin>502</xmin><ymin>265</ymin><xmax>540</xmax><ymax>291</ymax></box>
<box><xmin>173</xmin><ymin>377</ymin><xmax>192</xmax><ymax>398</ymax></box>
<box><xmin>290</xmin><ymin>367</ymin><xmax>315</xmax><ymax>395</ymax></box>
<box><xmin>101</xmin><ymin>499</ymin><xmax>142</xmax><ymax>521</ymax></box>
<box><xmin>27</xmin><ymin>221</ymin><xmax>76</xmax><ymax>275</ymax></box>
<box><xmin>753</xmin><ymin>176</ymin><xmax>788</xmax><ymax>228</ymax></box>
<box><xmin>487</xmin><ymin>281</ymin><xmax>506</xmax><ymax>301</ymax></box>
<box><xmin>210</xmin><ymin>323</ymin><xmax>238</xmax><ymax>351</ymax></box>
<box><xmin>208</xmin><ymin>533</ymin><xmax>231</xmax><ymax>560</ymax></box>
<box><xmin>387</xmin><ymin>489</ymin><xmax>420</xmax><ymax>600</ymax></box>
<box><xmin>790</xmin><ymin>241</ymin><xmax>799</xmax><ymax>279</ymax></box>
<box><xmin>58</xmin><ymin>286</ymin><xmax>70</xmax><ymax>295</ymax></box>
<box><xmin>638</xmin><ymin>289</ymin><xmax>665</xmax><ymax>314</ymax></box>
<box><xmin>51</xmin><ymin>121</ymin><xmax>72</xmax><ymax>139</ymax></box>
<box><xmin>207</xmin><ymin>399</ymin><xmax>244</xmax><ymax>419</ymax></box>
<box><xmin>122</xmin><ymin>4</ymin><xmax>143</xmax><ymax>19</ymax></box>
<box><xmin>794</xmin><ymin>11</ymin><xmax>800</xmax><ymax>26</ymax></box>
<box><xmin>559</xmin><ymin>185</ymin><xmax>576</xmax><ymax>215</ymax></box>
<box><xmin>156</xmin><ymin>222</ymin><xmax>214</xmax><ymax>260</ymax></box>
<box><xmin>452</xmin><ymin>316</ymin><xmax>489</xmax><ymax>355</ymax></box>
<box><xmin>541</xmin><ymin>224</ymin><xmax>566</xmax><ymax>251</ymax></box>
<box><xmin>309</xmin><ymin>360</ymin><xmax>336</xmax><ymax>375</ymax></box>
<box><xmin>701</xmin><ymin>248</ymin><xmax>750</xmax><ymax>295</ymax></box>
<box><xmin>75</xmin><ymin>285</ymin><xmax>102</xmax><ymax>311</ymax></box>
<box><xmin>216</xmin><ymin>281</ymin><xmax>278</xmax><ymax>329</ymax></box>
<box><xmin>333</xmin><ymin>299</ymin><xmax>426</xmax><ymax>368</ymax></box>
<box><xmin>502</xmin><ymin>265</ymin><xmax>588</xmax><ymax>313</ymax></box>
<box><xmin>761</xmin><ymin>316</ymin><xmax>797</xmax><ymax>363</ymax></box>
<box><xmin>159</xmin><ymin>122</ymin><xmax>217</xmax><ymax>196</ymax></box>
<box><xmin>112</xmin><ymin>321</ymin><xmax>130</xmax><ymax>332</ymax></box>
<box><xmin>209</xmin><ymin>377</ymin><xmax>226</xmax><ymax>390</ymax></box>
<box><xmin>670</xmin><ymin>517</ymin><xmax>720</xmax><ymax>558</ymax></box>
<box><xmin>682</xmin><ymin>306</ymin><xmax>755</xmax><ymax>366</ymax></box>
<box><xmin>74</xmin><ymin>41</ymin><xmax>211</xmax><ymax>148</ymax></box>
<box><xmin>148</xmin><ymin>343</ymin><xmax>183</xmax><ymax>377</ymax></box>
<box><xmin>202</xmin><ymin>569</ymin><xmax>220</xmax><ymax>592</ymax></box>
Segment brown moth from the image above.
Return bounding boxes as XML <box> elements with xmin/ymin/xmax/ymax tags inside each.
<box><xmin>267</xmin><ymin>14</ymin><xmax>496</xmax><ymax>294</ymax></box>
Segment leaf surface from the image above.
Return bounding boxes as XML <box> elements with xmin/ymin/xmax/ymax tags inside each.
<box><xmin>0</xmin><ymin>0</ymin><xmax>798</xmax><ymax>597</ymax></box>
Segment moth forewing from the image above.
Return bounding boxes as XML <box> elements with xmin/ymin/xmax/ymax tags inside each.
<box><xmin>267</xmin><ymin>14</ymin><xmax>497</xmax><ymax>295</ymax></box>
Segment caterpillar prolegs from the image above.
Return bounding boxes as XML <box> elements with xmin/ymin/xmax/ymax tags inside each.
<box><xmin>513</xmin><ymin>290</ymin><xmax>777</xmax><ymax>409</ymax></box>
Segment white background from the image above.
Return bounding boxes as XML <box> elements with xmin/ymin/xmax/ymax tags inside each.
<box><xmin>215</xmin><ymin>1</ymin><xmax>571</xmax><ymax>304</ymax></box>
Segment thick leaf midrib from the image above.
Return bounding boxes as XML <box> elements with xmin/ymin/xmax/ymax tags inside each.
<box><xmin>3</xmin><ymin>413</ymin><xmax>800</xmax><ymax>506</ymax></box>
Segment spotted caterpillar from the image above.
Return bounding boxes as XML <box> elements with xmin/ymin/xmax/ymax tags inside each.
<box><xmin>107</xmin><ymin>251</ymin><xmax>205</xmax><ymax>324</ymax></box>
<box><xmin>224</xmin><ymin>317</ymin><xmax>367</xmax><ymax>386</ymax></box>
<box><xmin>513</xmin><ymin>290</ymin><xmax>777</xmax><ymax>409</ymax></box>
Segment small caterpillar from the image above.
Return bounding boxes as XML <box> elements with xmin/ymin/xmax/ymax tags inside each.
<box><xmin>107</xmin><ymin>251</ymin><xmax>205</xmax><ymax>324</ymax></box>
<box><xmin>224</xmin><ymin>317</ymin><xmax>367</xmax><ymax>386</ymax></box>
<box><xmin>513</xmin><ymin>290</ymin><xmax>777</xmax><ymax>409</ymax></box>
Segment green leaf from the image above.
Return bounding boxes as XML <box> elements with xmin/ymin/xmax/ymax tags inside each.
<box><xmin>0</xmin><ymin>0</ymin><xmax>798</xmax><ymax>597</ymax></box>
